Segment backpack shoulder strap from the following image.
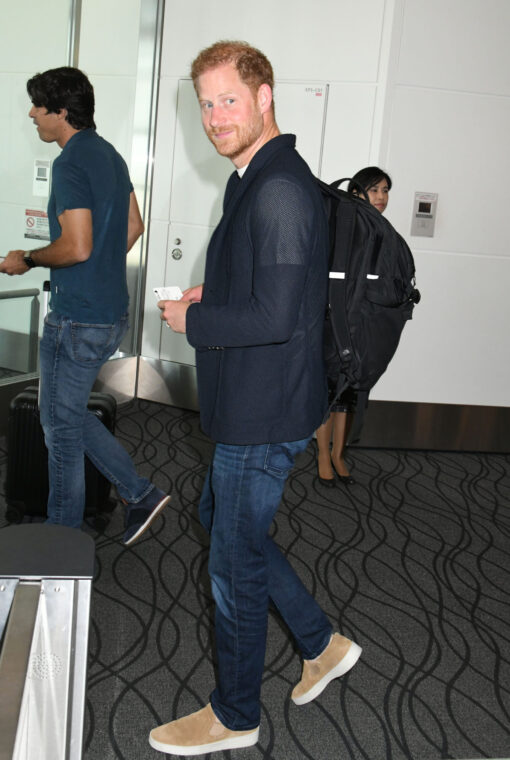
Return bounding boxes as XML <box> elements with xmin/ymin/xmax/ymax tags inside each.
<box><xmin>327</xmin><ymin>192</ymin><xmax>357</xmax><ymax>370</ymax></box>
<box><xmin>317</xmin><ymin>179</ymin><xmax>358</xmax><ymax>400</ymax></box>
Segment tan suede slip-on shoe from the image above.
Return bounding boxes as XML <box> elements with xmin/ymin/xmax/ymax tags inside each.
<box><xmin>149</xmin><ymin>703</ymin><xmax>259</xmax><ymax>756</ymax></box>
<box><xmin>291</xmin><ymin>632</ymin><xmax>362</xmax><ymax>706</ymax></box>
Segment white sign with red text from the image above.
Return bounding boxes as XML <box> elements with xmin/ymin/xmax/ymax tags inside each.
<box><xmin>24</xmin><ymin>208</ymin><xmax>50</xmax><ymax>241</ymax></box>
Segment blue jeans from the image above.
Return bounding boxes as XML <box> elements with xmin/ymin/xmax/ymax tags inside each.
<box><xmin>39</xmin><ymin>312</ymin><xmax>153</xmax><ymax>528</ymax></box>
<box><xmin>199</xmin><ymin>439</ymin><xmax>333</xmax><ymax>731</ymax></box>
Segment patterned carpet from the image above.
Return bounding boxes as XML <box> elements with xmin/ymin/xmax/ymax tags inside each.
<box><xmin>0</xmin><ymin>398</ymin><xmax>509</xmax><ymax>760</ymax></box>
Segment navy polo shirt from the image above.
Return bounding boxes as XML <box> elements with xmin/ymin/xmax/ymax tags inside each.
<box><xmin>47</xmin><ymin>129</ymin><xmax>132</xmax><ymax>323</ymax></box>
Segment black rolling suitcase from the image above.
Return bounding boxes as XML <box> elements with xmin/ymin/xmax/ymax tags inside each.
<box><xmin>5</xmin><ymin>386</ymin><xmax>117</xmax><ymax>526</ymax></box>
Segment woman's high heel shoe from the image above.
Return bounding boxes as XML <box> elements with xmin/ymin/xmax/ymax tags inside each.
<box><xmin>318</xmin><ymin>475</ymin><xmax>336</xmax><ymax>488</ymax></box>
<box><xmin>317</xmin><ymin>465</ymin><xmax>336</xmax><ymax>488</ymax></box>
<box><xmin>336</xmin><ymin>474</ymin><xmax>355</xmax><ymax>486</ymax></box>
<box><xmin>331</xmin><ymin>459</ymin><xmax>356</xmax><ymax>485</ymax></box>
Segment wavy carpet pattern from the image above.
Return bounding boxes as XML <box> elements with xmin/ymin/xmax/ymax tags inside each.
<box><xmin>0</xmin><ymin>397</ymin><xmax>509</xmax><ymax>760</ymax></box>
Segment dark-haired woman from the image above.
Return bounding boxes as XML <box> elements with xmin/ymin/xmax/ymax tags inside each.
<box><xmin>348</xmin><ymin>166</ymin><xmax>391</xmax><ymax>213</ymax></box>
<box><xmin>316</xmin><ymin>166</ymin><xmax>392</xmax><ymax>487</ymax></box>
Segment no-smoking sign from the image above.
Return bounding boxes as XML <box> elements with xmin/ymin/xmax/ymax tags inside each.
<box><xmin>24</xmin><ymin>208</ymin><xmax>50</xmax><ymax>241</ymax></box>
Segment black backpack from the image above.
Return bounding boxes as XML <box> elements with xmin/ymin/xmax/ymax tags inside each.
<box><xmin>318</xmin><ymin>177</ymin><xmax>421</xmax><ymax>441</ymax></box>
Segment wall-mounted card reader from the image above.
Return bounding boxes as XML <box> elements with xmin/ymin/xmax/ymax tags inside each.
<box><xmin>410</xmin><ymin>191</ymin><xmax>438</xmax><ymax>237</ymax></box>
<box><xmin>33</xmin><ymin>159</ymin><xmax>51</xmax><ymax>198</ymax></box>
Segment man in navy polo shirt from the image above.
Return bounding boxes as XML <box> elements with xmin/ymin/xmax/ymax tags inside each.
<box><xmin>0</xmin><ymin>67</ymin><xmax>169</xmax><ymax>542</ymax></box>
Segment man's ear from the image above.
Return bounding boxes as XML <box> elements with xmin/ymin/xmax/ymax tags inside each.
<box><xmin>257</xmin><ymin>84</ymin><xmax>273</xmax><ymax>115</ymax></box>
<box><xmin>56</xmin><ymin>108</ymin><xmax>68</xmax><ymax>122</ymax></box>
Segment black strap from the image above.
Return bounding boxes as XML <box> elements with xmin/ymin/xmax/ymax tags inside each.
<box><xmin>328</xmin><ymin>200</ymin><xmax>357</xmax><ymax>370</ymax></box>
<box><xmin>323</xmin><ymin>371</ymin><xmax>349</xmax><ymax>424</ymax></box>
<box><xmin>347</xmin><ymin>390</ymin><xmax>369</xmax><ymax>445</ymax></box>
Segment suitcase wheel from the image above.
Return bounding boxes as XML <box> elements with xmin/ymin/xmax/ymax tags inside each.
<box><xmin>92</xmin><ymin>513</ymin><xmax>110</xmax><ymax>532</ymax></box>
<box><xmin>5</xmin><ymin>501</ymin><xmax>25</xmax><ymax>524</ymax></box>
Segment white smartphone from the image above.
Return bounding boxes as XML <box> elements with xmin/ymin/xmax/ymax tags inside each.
<box><xmin>153</xmin><ymin>286</ymin><xmax>183</xmax><ymax>301</ymax></box>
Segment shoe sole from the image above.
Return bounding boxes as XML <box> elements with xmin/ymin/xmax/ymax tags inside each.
<box><xmin>292</xmin><ymin>641</ymin><xmax>362</xmax><ymax>706</ymax></box>
<box><xmin>124</xmin><ymin>495</ymin><xmax>171</xmax><ymax>547</ymax></box>
<box><xmin>148</xmin><ymin>726</ymin><xmax>259</xmax><ymax>755</ymax></box>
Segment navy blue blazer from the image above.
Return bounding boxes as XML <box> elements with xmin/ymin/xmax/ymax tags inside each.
<box><xmin>186</xmin><ymin>134</ymin><xmax>329</xmax><ymax>445</ymax></box>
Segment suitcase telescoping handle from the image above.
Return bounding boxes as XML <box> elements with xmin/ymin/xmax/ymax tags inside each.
<box><xmin>43</xmin><ymin>280</ymin><xmax>50</xmax><ymax>317</ymax></box>
<box><xmin>38</xmin><ymin>281</ymin><xmax>51</xmax><ymax>406</ymax></box>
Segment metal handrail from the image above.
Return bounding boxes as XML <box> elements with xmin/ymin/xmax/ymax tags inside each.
<box><xmin>0</xmin><ymin>288</ymin><xmax>40</xmax><ymax>301</ymax></box>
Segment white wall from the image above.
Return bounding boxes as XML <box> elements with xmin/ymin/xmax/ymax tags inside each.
<box><xmin>374</xmin><ymin>0</ymin><xmax>510</xmax><ymax>406</ymax></box>
<box><xmin>78</xmin><ymin>0</ymin><xmax>143</xmax><ymax>356</ymax></box>
<box><xmin>153</xmin><ymin>0</ymin><xmax>390</xmax><ymax>195</ymax></box>
<box><xmin>78</xmin><ymin>0</ymin><xmax>141</xmax><ymax>171</ymax></box>
<box><xmin>145</xmin><ymin>0</ymin><xmax>510</xmax><ymax>409</ymax></box>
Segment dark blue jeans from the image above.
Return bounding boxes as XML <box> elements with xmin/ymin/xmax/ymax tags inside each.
<box><xmin>199</xmin><ymin>439</ymin><xmax>333</xmax><ymax>731</ymax></box>
<box><xmin>39</xmin><ymin>312</ymin><xmax>153</xmax><ymax>528</ymax></box>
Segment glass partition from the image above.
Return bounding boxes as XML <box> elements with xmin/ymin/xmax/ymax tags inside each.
<box><xmin>0</xmin><ymin>1</ymin><xmax>75</xmax><ymax>386</ymax></box>
<box><xmin>0</xmin><ymin>0</ymin><xmax>160</xmax><ymax>408</ymax></box>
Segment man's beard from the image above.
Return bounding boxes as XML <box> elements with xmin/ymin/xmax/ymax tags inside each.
<box><xmin>206</xmin><ymin>114</ymin><xmax>263</xmax><ymax>160</ymax></box>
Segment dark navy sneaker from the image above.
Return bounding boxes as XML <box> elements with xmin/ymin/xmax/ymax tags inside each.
<box><xmin>123</xmin><ymin>488</ymin><xmax>171</xmax><ymax>546</ymax></box>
